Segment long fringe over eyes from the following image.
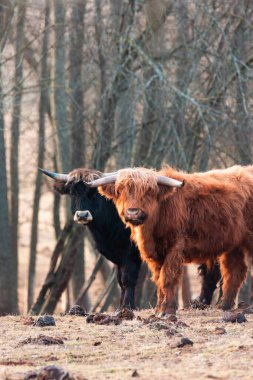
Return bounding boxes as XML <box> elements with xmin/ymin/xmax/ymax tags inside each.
<box><xmin>68</xmin><ymin>168</ymin><xmax>102</xmax><ymax>183</ymax></box>
<box><xmin>116</xmin><ymin>168</ymin><xmax>159</xmax><ymax>197</ymax></box>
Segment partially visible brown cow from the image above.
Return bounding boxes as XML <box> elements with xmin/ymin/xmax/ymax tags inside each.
<box><xmin>86</xmin><ymin>165</ymin><xmax>253</xmax><ymax>316</ymax></box>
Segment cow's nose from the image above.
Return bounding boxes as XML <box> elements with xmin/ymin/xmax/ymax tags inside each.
<box><xmin>76</xmin><ymin>210</ymin><xmax>90</xmax><ymax>219</ymax></box>
<box><xmin>126</xmin><ymin>208</ymin><xmax>140</xmax><ymax>216</ymax></box>
<box><xmin>74</xmin><ymin>210</ymin><xmax>93</xmax><ymax>224</ymax></box>
<box><xmin>124</xmin><ymin>208</ymin><xmax>146</xmax><ymax>225</ymax></box>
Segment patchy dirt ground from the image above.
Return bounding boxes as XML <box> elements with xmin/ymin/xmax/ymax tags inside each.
<box><xmin>0</xmin><ymin>308</ymin><xmax>252</xmax><ymax>380</ymax></box>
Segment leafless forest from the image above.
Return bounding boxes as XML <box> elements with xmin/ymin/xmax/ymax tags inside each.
<box><xmin>0</xmin><ymin>0</ymin><xmax>252</xmax><ymax>315</ymax></box>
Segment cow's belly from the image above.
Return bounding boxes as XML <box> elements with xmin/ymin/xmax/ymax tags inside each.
<box><xmin>182</xmin><ymin>238</ymin><xmax>232</xmax><ymax>264</ymax></box>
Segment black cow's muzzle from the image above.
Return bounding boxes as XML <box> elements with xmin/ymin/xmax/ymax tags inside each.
<box><xmin>74</xmin><ymin>210</ymin><xmax>93</xmax><ymax>225</ymax></box>
<box><xmin>124</xmin><ymin>208</ymin><xmax>146</xmax><ymax>226</ymax></box>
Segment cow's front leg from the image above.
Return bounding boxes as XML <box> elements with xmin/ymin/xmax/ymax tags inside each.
<box><xmin>156</xmin><ymin>246</ymin><xmax>183</xmax><ymax>316</ymax></box>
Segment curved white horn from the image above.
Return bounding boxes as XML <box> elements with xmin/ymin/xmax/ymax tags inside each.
<box><xmin>102</xmin><ymin>171</ymin><xmax>118</xmax><ymax>177</ymax></box>
<box><xmin>157</xmin><ymin>175</ymin><xmax>184</xmax><ymax>188</ymax></box>
<box><xmin>39</xmin><ymin>168</ymin><xmax>69</xmax><ymax>182</ymax></box>
<box><xmin>85</xmin><ymin>174</ymin><xmax>117</xmax><ymax>188</ymax></box>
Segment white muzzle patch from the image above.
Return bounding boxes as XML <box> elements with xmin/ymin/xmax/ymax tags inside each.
<box><xmin>74</xmin><ymin>210</ymin><xmax>93</xmax><ymax>225</ymax></box>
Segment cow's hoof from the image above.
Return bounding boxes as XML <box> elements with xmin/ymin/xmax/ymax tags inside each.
<box><xmin>190</xmin><ymin>299</ymin><xmax>209</xmax><ymax>310</ymax></box>
<box><xmin>221</xmin><ymin>304</ymin><xmax>234</xmax><ymax>311</ymax></box>
<box><xmin>156</xmin><ymin>311</ymin><xmax>177</xmax><ymax>319</ymax></box>
<box><xmin>216</xmin><ymin>300</ymin><xmax>234</xmax><ymax>311</ymax></box>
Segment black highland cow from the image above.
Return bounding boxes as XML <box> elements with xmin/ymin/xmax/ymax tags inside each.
<box><xmin>41</xmin><ymin>168</ymin><xmax>141</xmax><ymax>309</ymax></box>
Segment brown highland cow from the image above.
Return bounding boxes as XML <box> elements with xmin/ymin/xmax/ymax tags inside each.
<box><xmin>86</xmin><ymin>165</ymin><xmax>253</xmax><ymax>316</ymax></box>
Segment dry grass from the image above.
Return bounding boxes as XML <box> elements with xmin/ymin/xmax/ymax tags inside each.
<box><xmin>0</xmin><ymin>308</ymin><xmax>252</xmax><ymax>380</ymax></box>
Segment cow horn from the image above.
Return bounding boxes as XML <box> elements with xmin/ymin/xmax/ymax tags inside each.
<box><xmin>85</xmin><ymin>174</ymin><xmax>117</xmax><ymax>188</ymax></box>
<box><xmin>39</xmin><ymin>168</ymin><xmax>69</xmax><ymax>182</ymax></box>
<box><xmin>157</xmin><ymin>175</ymin><xmax>184</xmax><ymax>188</ymax></box>
<box><xmin>102</xmin><ymin>171</ymin><xmax>118</xmax><ymax>177</ymax></box>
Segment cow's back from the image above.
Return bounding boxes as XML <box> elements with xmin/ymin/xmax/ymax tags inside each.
<box><xmin>157</xmin><ymin>165</ymin><xmax>253</xmax><ymax>260</ymax></box>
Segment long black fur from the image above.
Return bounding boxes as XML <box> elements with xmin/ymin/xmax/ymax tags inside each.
<box><xmin>55</xmin><ymin>179</ymin><xmax>141</xmax><ymax>309</ymax></box>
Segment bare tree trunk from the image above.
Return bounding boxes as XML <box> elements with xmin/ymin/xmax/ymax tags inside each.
<box><xmin>54</xmin><ymin>0</ymin><xmax>70</xmax><ymax>173</ymax></box>
<box><xmin>91</xmin><ymin>0</ymin><xmax>113</xmax><ymax>170</ymax></box>
<box><xmin>70</xmin><ymin>0</ymin><xmax>85</xmax><ymax>169</ymax></box>
<box><xmin>100</xmin><ymin>277</ymin><xmax>119</xmax><ymax>312</ymax></box>
<box><xmin>53</xmin><ymin>0</ymin><xmax>72</xmax><ymax>309</ymax></box>
<box><xmin>53</xmin><ymin>152</ymin><xmax>61</xmax><ymax>239</ymax></box>
<box><xmin>75</xmin><ymin>256</ymin><xmax>104</xmax><ymax>306</ymax></box>
<box><xmin>180</xmin><ymin>266</ymin><xmax>191</xmax><ymax>308</ymax></box>
<box><xmin>68</xmin><ymin>0</ymin><xmax>88</xmax><ymax>309</ymax></box>
<box><xmin>134</xmin><ymin>263</ymin><xmax>147</xmax><ymax>308</ymax></box>
<box><xmin>169</xmin><ymin>0</ymin><xmax>191</xmax><ymax>169</ymax></box>
<box><xmin>40</xmin><ymin>223</ymin><xmax>83</xmax><ymax>314</ymax></box>
<box><xmin>141</xmin><ymin>273</ymin><xmax>157</xmax><ymax>309</ymax></box>
<box><xmin>0</xmin><ymin>64</ymin><xmax>12</xmax><ymax>314</ymax></box>
<box><xmin>30</xmin><ymin>220</ymin><xmax>74</xmax><ymax>315</ymax></box>
<box><xmin>27</xmin><ymin>0</ymin><xmax>49</xmax><ymax>311</ymax></box>
<box><xmin>92</xmin><ymin>0</ymin><xmax>136</xmax><ymax>170</ymax></box>
<box><xmin>134</xmin><ymin>0</ymin><xmax>170</xmax><ymax>168</ymax></box>
<box><xmin>9</xmin><ymin>1</ymin><xmax>26</xmax><ymax>314</ymax></box>
<box><xmin>91</xmin><ymin>268</ymin><xmax>117</xmax><ymax>312</ymax></box>
<box><xmin>111</xmin><ymin>0</ymin><xmax>135</xmax><ymax>167</ymax></box>
<box><xmin>134</xmin><ymin>65</ymin><xmax>166</xmax><ymax>167</ymax></box>
<box><xmin>0</xmin><ymin>0</ymin><xmax>15</xmax><ymax>315</ymax></box>
<box><xmin>92</xmin><ymin>247</ymin><xmax>114</xmax><ymax>284</ymax></box>
<box><xmin>0</xmin><ymin>0</ymin><xmax>14</xmax><ymax>52</ymax></box>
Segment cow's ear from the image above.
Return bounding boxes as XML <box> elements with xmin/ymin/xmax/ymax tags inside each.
<box><xmin>98</xmin><ymin>184</ymin><xmax>117</xmax><ymax>200</ymax></box>
<box><xmin>53</xmin><ymin>180</ymin><xmax>70</xmax><ymax>195</ymax></box>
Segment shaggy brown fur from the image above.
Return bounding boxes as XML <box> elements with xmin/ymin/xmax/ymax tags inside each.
<box><xmin>99</xmin><ymin>165</ymin><xmax>253</xmax><ymax>315</ymax></box>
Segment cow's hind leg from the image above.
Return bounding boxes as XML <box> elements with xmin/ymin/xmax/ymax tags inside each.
<box><xmin>219</xmin><ymin>248</ymin><xmax>247</xmax><ymax>310</ymax></box>
<box><xmin>198</xmin><ymin>260</ymin><xmax>222</xmax><ymax>305</ymax></box>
